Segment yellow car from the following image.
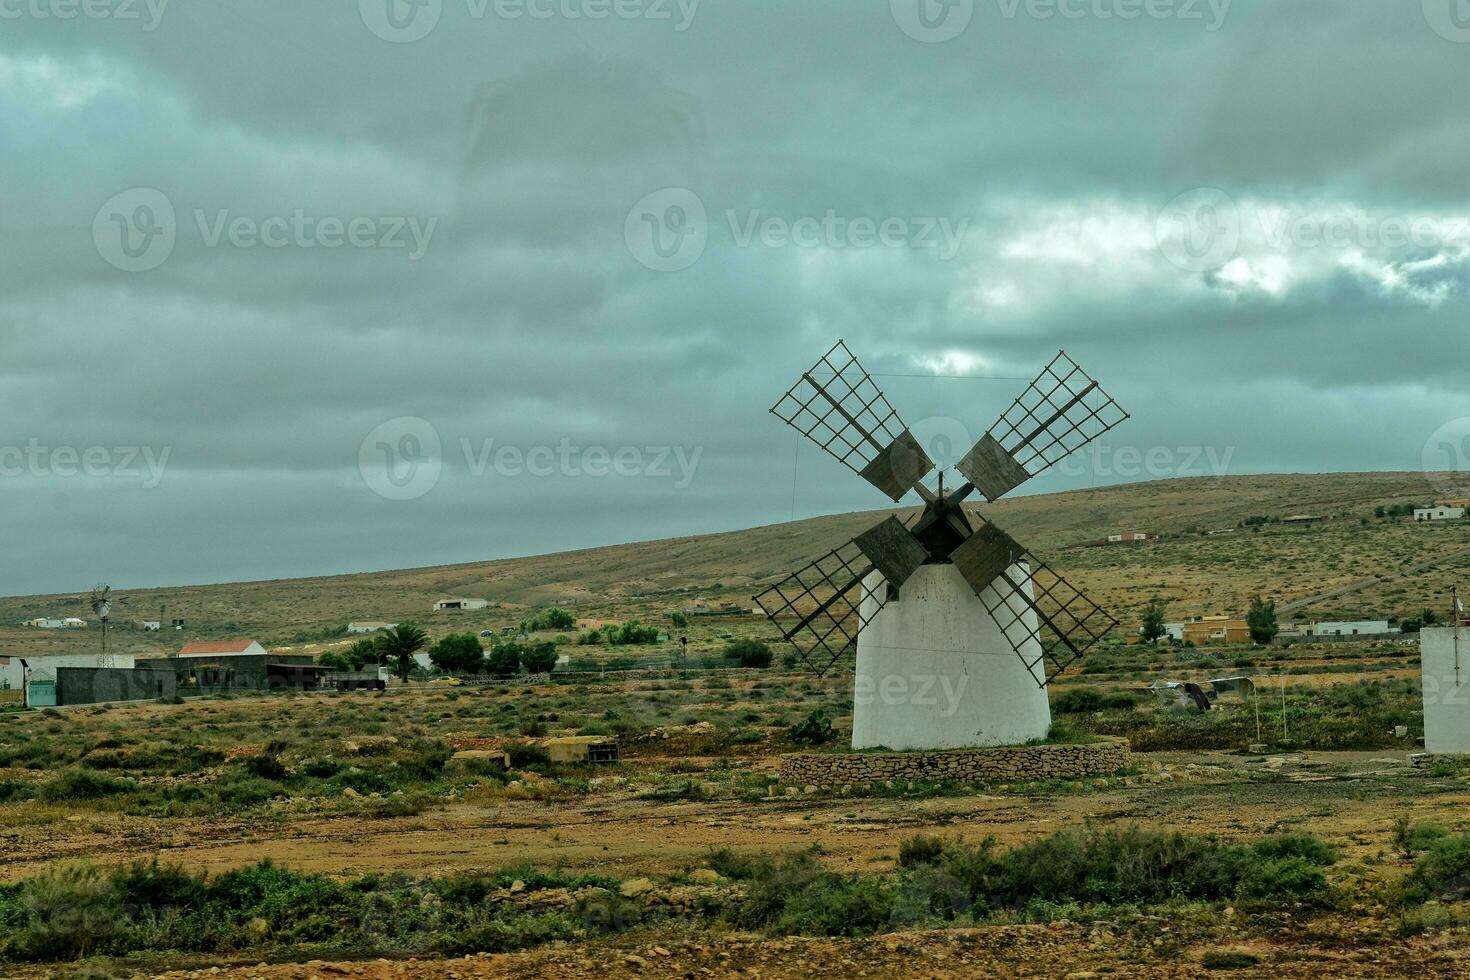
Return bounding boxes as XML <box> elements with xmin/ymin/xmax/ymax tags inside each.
<box><xmin>428</xmin><ymin>677</ymin><xmax>463</xmax><ymax>687</ymax></box>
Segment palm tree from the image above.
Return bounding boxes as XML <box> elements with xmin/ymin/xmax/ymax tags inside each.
<box><xmin>89</xmin><ymin>584</ymin><xmax>113</xmax><ymax>666</ymax></box>
<box><xmin>377</xmin><ymin>623</ymin><xmax>428</xmax><ymax>682</ymax></box>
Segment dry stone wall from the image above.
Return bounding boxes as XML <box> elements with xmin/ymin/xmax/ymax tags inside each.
<box><xmin>780</xmin><ymin>737</ymin><xmax>1130</xmax><ymax>787</ymax></box>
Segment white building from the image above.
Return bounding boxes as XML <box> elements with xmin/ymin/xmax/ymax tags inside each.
<box><xmin>1311</xmin><ymin>620</ymin><xmax>1396</xmax><ymax>637</ymax></box>
<box><xmin>140</xmin><ymin>620</ymin><xmax>162</xmax><ymax>631</ymax></box>
<box><xmin>347</xmin><ymin>621</ymin><xmax>398</xmax><ymax>634</ymax></box>
<box><xmin>24</xmin><ymin>618</ymin><xmax>65</xmax><ymax>629</ymax></box>
<box><xmin>0</xmin><ymin>653</ymin><xmax>139</xmax><ymax>690</ymax></box>
<box><xmin>62</xmin><ymin>618</ymin><xmax>86</xmax><ymax>628</ymax></box>
<box><xmin>433</xmin><ymin>598</ymin><xmax>489</xmax><ymax>611</ymax></box>
<box><xmin>1416</xmin><ymin>506</ymin><xmax>1466</xmax><ymax>522</ymax></box>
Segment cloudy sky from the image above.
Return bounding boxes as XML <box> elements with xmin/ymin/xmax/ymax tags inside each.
<box><xmin>3</xmin><ymin>0</ymin><xmax>1470</xmax><ymax>596</ymax></box>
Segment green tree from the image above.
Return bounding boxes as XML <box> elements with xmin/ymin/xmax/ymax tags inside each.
<box><xmin>346</xmin><ymin>638</ymin><xmax>380</xmax><ymax>670</ymax></box>
<box><xmin>1422</xmin><ymin>607</ymin><xmax>1442</xmax><ymax>628</ymax></box>
<box><xmin>522</xmin><ymin>607</ymin><xmax>575</xmax><ymax>631</ymax></box>
<box><xmin>427</xmin><ymin>633</ymin><xmax>485</xmax><ymax>674</ymax></box>
<box><xmin>378</xmin><ymin>623</ymin><xmax>429</xmax><ymax>682</ymax></box>
<box><xmin>522</xmin><ymin>642</ymin><xmax>559</xmax><ymax>674</ymax></box>
<box><xmin>669</xmin><ymin>611</ymin><xmax>689</xmax><ymax>629</ymax></box>
<box><xmin>1140</xmin><ymin>596</ymin><xmax>1167</xmax><ymax>645</ymax></box>
<box><xmin>724</xmin><ymin>638</ymin><xmax>772</xmax><ymax>668</ymax></box>
<box><xmin>485</xmin><ymin>644</ymin><xmax>521</xmax><ymax>676</ymax></box>
<box><xmin>317</xmin><ymin>651</ymin><xmax>353</xmax><ymax>672</ymax></box>
<box><xmin>1246</xmin><ymin>596</ymin><xmax>1279</xmax><ymax>646</ymax></box>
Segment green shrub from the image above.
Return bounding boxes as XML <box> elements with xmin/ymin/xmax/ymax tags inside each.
<box><xmin>1405</xmin><ymin>833</ymin><xmax>1470</xmax><ymax>903</ymax></box>
<box><xmin>38</xmin><ymin>769</ymin><xmax>137</xmax><ymax>803</ymax></box>
<box><xmin>897</xmin><ymin>834</ymin><xmax>946</xmax><ymax>868</ymax></box>
<box><xmin>505</xmin><ymin>742</ymin><xmax>551</xmax><ymax>769</ymax></box>
<box><xmin>724</xmin><ymin>639</ymin><xmax>772</xmax><ymax>668</ymax></box>
<box><xmin>788</xmin><ymin>710</ymin><xmax>837</xmax><ymax>747</ymax></box>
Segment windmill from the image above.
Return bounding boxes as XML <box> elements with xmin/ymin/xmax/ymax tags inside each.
<box><xmin>754</xmin><ymin>341</ymin><xmax>1130</xmax><ymax>749</ymax></box>
<box><xmin>89</xmin><ymin>584</ymin><xmax>114</xmax><ymax>669</ymax></box>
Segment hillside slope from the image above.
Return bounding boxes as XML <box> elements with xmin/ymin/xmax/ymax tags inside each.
<box><xmin>3</xmin><ymin>471</ymin><xmax>1469</xmax><ymax>659</ymax></box>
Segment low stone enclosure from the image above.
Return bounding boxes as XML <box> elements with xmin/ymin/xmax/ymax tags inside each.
<box><xmin>780</xmin><ymin>737</ymin><xmax>1131</xmax><ymax>788</ymax></box>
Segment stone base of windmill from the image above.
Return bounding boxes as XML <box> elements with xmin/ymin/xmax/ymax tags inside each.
<box><xmin>779</xmin><ymin>737</ymin><xmax>1130</xmax><ymax>789</ymax></box>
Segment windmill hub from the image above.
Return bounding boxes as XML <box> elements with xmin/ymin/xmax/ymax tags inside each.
<box><xmin>756</xmin><ymin>341</ymin><xmax>1130</xmax><ymax>751</ymax></box>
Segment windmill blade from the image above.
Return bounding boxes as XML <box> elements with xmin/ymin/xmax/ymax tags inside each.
<box><xmin>771</xmin><ymin>340</ymin><xmax>935</xmax><ymax>502</ymax></box>
<box><xmin>949</xmin><ymin>517</ymin><xmax>1117</xmax><ymax>686</ymax></box>
<box><xmin>753</xmin><ymin>522</ymin><xmax>918</xmax><ymax>675</ymax></box>
<box><xmin>956</xmin><ymin>350</ymin><xmax>1128</xmax><ymax>502</ymax></box>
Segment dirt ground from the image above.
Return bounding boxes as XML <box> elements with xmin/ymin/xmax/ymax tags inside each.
<box><xmin>6</xmin><ymin>750</ymin><xmax>1470</xmax><ymax>976</ymax></box>
<box><xmin>0</xmin><ymin>750</ymin><xmax>1456</xmax><ymax>885</ymax></box>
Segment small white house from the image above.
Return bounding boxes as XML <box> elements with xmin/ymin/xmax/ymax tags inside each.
<box><xmin>433</xmin><ymin>598</ymin><xmax>489</xmax><ymax>612</ymax></box>
<box><xmin>1140</xmin><ymin>622</ymin><xmax>1186</xmax><ymax>641</ymax></box>
<box><xmin>347</xmin><ymin>622</ymin><xmax>398</xmax><ymax>634</ymax></box>
<box><xmin>1311</xmin><ymin>620</ymin><xmax>1395</xmax><ymax>637</ymax></box>
<box><xmin>1416</xmin><ymin>506</ymin><xmax>1466</xmax><ymax>522</ymax></box>
<box><xmin>140</xmin><ymin>620</ymin><xmax>162</xmax><ymax>632</ymax></box>
<box><xmin>25</xmin><ymin>618</ymin><xmax>65</xmax><ymax>629</ymax></box>
<box><xmin>62</xmin><ymin>618</ymin><xmax>86</xmax><ymax>629</ymax></box>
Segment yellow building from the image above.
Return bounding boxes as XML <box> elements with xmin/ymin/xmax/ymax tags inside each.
<box><xmin>1182</xmin><ymin>616</ymin><xmax>1252</xmax><ymax>645</ymax></box>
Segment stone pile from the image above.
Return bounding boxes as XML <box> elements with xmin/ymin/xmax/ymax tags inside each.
<box><xmin>778</xmin><ymin>737</ymin><xmax>1130</xmax><ymax>787</ymax></box>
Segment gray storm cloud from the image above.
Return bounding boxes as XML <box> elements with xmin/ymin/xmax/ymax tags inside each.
<box><xmin>0</xmin><ymin>0</ymin><xmax>1468</xmax><ymax>595</ymax></box>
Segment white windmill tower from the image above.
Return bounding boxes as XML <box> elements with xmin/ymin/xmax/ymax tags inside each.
<box><xmin>755</xmin><ymin>342</ymin><xmax>1130</xmax><ymax>750</ymax></box>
